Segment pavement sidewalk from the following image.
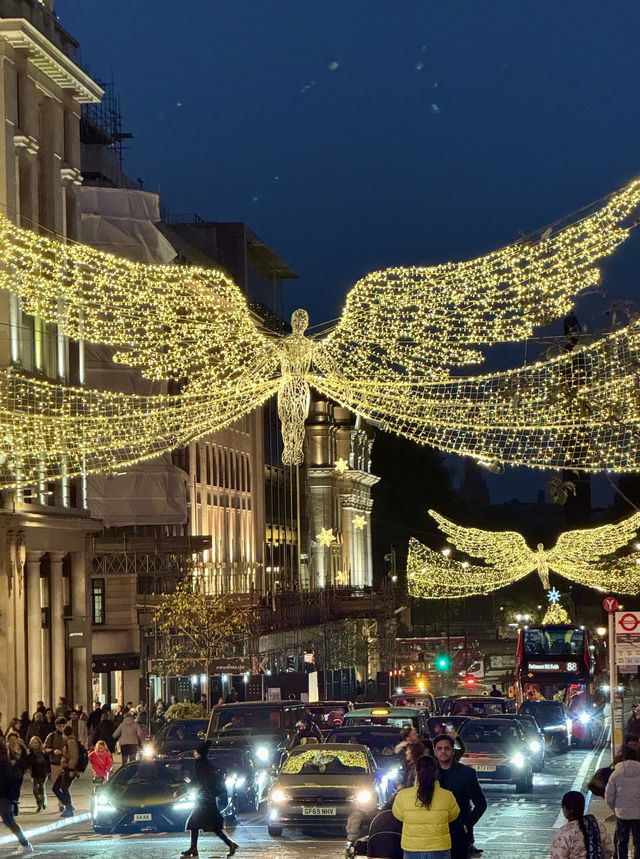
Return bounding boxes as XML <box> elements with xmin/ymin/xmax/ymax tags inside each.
<box><xmin>0</xmin><ymin>772</ymin><xmax>93</xmax><ymax>846</ymax></box>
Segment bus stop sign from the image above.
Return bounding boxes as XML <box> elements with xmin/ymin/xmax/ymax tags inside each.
<box><xmin>602</xmin><ymin>596</ymin><xmax>619</xmax><ymax>613</ymax></box>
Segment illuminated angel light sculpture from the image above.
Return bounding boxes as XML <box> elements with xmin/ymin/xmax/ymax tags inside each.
<box><xmin>2</xmin><ymin>179</ymin><xmax>640</xmax><ymax>488</ymax></box>
<box><xmin>405</xmin><ymin>509</ymin><xmax>640</xmax><ymax>599</ymax></box>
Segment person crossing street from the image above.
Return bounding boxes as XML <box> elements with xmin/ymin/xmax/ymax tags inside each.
<box><xmin>434</xmin><ymin>733</ymin><xmax>487</xmax><ymax>859</ymax></box>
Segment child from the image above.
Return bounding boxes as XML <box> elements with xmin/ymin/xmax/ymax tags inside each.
<box><xmin>88</xmin><ymin>740</ymin><xmax>114</xmax><ymax>782</ymax></box>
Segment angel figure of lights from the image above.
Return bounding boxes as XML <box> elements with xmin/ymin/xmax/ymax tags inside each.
<box><xmin>2</xmin><ymin>179</ymin><xmax>640</xmax><ymax>488</ymax></box>
<box><xmin>405</xmin><ymin>508</ymin><xmax>640</xmax><ymax>600</ymax></box>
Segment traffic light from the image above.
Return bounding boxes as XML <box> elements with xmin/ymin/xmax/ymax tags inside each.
<box><xmin>435</xmin><ymin>654</ymin><xmax>451</xmax><ymax>673</ymax></box>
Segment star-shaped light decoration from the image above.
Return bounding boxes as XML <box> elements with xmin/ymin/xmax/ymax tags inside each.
<box><xmin>316</xmin><ymin>527</ymin><xmax>336</xmax><ymax>547</ymax></box>
<box><xmin>547</xmin><ymin>587</ymin><xmax>561</xmax><ymax>604</ymax></box>
<box><xmin>335</xmin><ymin>458</ymin><xmax>349</xmax><ymax>475</ymax></box>
<box><xmin>352</xmin><ymin>515</ymin><xmax>366</xmax><ymax>530</ymax></box>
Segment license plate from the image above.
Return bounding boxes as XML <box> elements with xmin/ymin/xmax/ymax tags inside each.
<box><xmin>302</xmin><ymin>807</ymin><xmax>336</xmax><ymax>816</ymax></box>
<box><xmin>133</xmin><ymin>813</ymin><xmax>152</xmax><ymax>822</ymax></box>
<box><xmin>476</xmin><ymin>766</ymin><xmax>496</xmax><ymax>772</ymax></box>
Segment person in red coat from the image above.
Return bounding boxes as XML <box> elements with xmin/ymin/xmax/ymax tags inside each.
<box><xmin>88</xmin><ymin>740</ymin><xmax>114</xmax><ymax>782</ymax></box>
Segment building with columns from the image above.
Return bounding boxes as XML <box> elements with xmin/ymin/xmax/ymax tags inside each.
<box><xmin>304</xmin><ymin>395</ymin><xmax>379</xmax><ymax>589</ymax></box>
<box><xmin>0</xmin><ymin>0</ymin><xmax>103</xmax><ymax>721</ymax></box>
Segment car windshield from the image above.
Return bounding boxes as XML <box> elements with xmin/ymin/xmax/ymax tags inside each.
<box><xmin>206</xmin><ymin>750</ymin><xmax>246</xmax><ymax>771</ymax></box>
<box><xmin>330</xmin><ymin>730</ymin><xmax>401</xmax><ymax>758</ymax></box>
<box><xmin>305</xmin><ymin>705</ymin><xmax>349</xmax><ymax>725</ymax></box>
<box><xmin>523</xmin><ymin>627</ymin><xmax>584</xmax><ymax>656</ymax></box>
<box><xmin>519</xmin><ymin>702</ymin><xmax>565</xmax><ymax>725</ymax></box>
<box><xmin>450</xmin><ymin>700</ymin><xmax>506</xmax><ymax>716</ymax></box>
<box><xmin>164</xmin><ymin>722</ymin><xmax>207</xmax><ymax>741</ymax></box>
<box><xmin>211</xmin><ymin>708</ymin><xmax>283</xmax><ymax>733</ymax></box>
<box><xmin>428</xmin><ymin>717</ymin><xmax>468</xmax><ymax>736</ymax></box>
<box><xmin>111</xmin><ymin>760</ymin><xmax>193</xmax><ymax>786</ymax></box>
<box><xmin>282</xmin><ymin>749</ymin><xmax>370</xmax><ymax>775</ymax></box>
<box><xmin>344</xmin><ymin>714</ymin><xmax>418</xmax><ymax>729</ymax></box>
<box><xmin>459</xmin><ymin>722</ymin><xmax>521</xmax><ymax>744</ymax></box>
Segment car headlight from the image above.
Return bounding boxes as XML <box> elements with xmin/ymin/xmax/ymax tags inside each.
<box><xmin>510</xmin><ymin>753</ymin><xmax>525</xmax><ymax>768</ymax></box>
<box><xmin>225</xmin><ymin>775</ymin><xmax>237</xmax><ymax>790</ymax></box>
<box><xmin>141</xmin><ymin>745</ymin><xmax>155</xmax><ymax>759</ymax></box>
<box><xmin>235</xmin><ymin>776</ymin><xmax>246</xmax><ymax>788</ymax></box>
<box><xmin>271</xmin><ymin>789</ymin><xmax>291</xmax><ymax>803</ymax></box>
<box><xmin>255</xmin><ymin>746</ymin><xmax>270</xmax><ymax>762</ymax></box>
<box><xmin>529</xmin><ymin>740</ymin><xmax>541</xmax><ymax>752</ymax></box>
<box><xmin>94</xmin><ymin>795</ymin><xmax>116</xmax><ymax>813</ymax></box>
<box><xmin>578</xmin><ymin>712</ymin><xmax>591</xmax><ymax>725</ymax></box>
<box><xmin>385</xmin><ymin>767</ymin><xmax>399</xmax><ymax>780</ymax></box>
<box><xmin>350</xmin><ymin>789</ymin><xmax>374</xmax><ymax>806</ymax></box>
<box><xmin>172</xmin><ymin>790</ymin><xmax>198</xmax><ymax>811</ymax></box>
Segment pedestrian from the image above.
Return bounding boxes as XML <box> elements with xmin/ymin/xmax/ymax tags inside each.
<box><xmin>18</xmin><ymin>711</ymin><xmax>30</xmax><ymax>741</ymax></box>
<box><xmin>181</xmin><ymin>741</ymin><xmax>238</xmax><ymax>858</ymax></box>
<box><xmin>44</xmin><ymin>716</ymin><xmax>68</xmax><ymax>808</ymax></box>
<box><xmin>7</xmin><ymin>734</ymin><xmax>29</xmax><ymax>813</ymax></box>
<box><xmin>33</xmin><ymin>701</ymin><xmax>46</xmax><ymax>718</ymax></box>
<box><xmin>605</xmin><ymin>744</ymin><xmax>640</xmax><ymax>859</ymax></box>
<box><xmin>88</xmin><ymin>739</ymin><xmax>114</xmax><ymax>783</ymax></box>
<box><xmin>28</xmin><ymin>735</ymin><xmax>50</xmax><ymax>812</ymax></box>
<box><xmin>0</xmin><ymin>739</ymin><xmax>32</xmax><ymax>854</ymax></box>
<box><xmin>550</xmin><ymin>790</ymin><xmax>613</xmax><ymax>859</ymax></box>
<box><xmin>54</xmin><ymin>697</ymin><xmax>69</xmax><ymax>719</ymax></box>
<box><xmin>68</xmin><ymin>708</ymin><xmax>89</xmax><ymax>747</ymax></box>
<box><xmin>42</xmin><ymin>708</ymin><xmax>56</xmax><ymax>736</ymax></box>
<box><xmin>95</xmin><ymin>711</ymin><xmax>116</xmax><ymax>753</ymax></box>
<box><xmin>392</xmin><ymin>754</ymin><xmax>459</xmax><ymax>858</ymax></box>
<box><xmin>626</xmin><ymin>708</ymin><xmax>640</xmax><ymax>740</ymax></box>
<box><xmin>151</xmin><ymin>701</ymin><xmax>166</xmax><ymax>735</ymax></box>
<box><xmin>111</xmin><ymin>703</ymin><xmax>124</xmax><ymax>730</ymax></box>
<box><xmin>26</xmin><ymin>712</ymin><xmax>45</xmax><ymax>743</ymax></box>
<box><xmin>5</xmin><ymin>717</ymin><xmax>22</xmax><ymax>740</ymax></box>
<box><xmin>434</xmin><ymin>733</ymin><xmax>487</xmax><ymax>859</ymax></box>
<box><xmin>403</xmin><ymin>741</ymin><xmax>427</xmax><ymax>788</ymax></box>
<box><xmin>113</xmin><ymin>707</ymin><xmax>145</xmax><ymax>765</ymax></box>
<box><xmin>52</xmin><ymin>725</ymin><xmax>79</xmax><ymax>817</ymax></box>
<box><xmin>489</xmin><ymin>684</ymin><xmax>503</xmax><ymax>698</ymax></box>
<box><xmin>87</xmin><ymin>701</ymin><xmax>103</xmax><ymax>745</ymax></box>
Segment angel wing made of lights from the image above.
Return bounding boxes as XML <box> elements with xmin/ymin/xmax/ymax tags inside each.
<box><xmin>1</xmin><ymin>178</ymin><xmax>640</xmax><ymax>488</ymax></box>
<box><xmin>416</xmin><ymin>508</ymin><xmax>640</xmax><ymax>597</ymax></box>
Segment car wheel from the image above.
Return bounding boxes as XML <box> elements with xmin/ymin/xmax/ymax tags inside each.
<box><xmin>268</xmin><ymin>824</ymin><xmax>283</xmax><ymax>837</ymax></box>
<box><xmin>515</xmin><ymin>776</ymin><xmax>534</xmax><ymax>793</ymax></box>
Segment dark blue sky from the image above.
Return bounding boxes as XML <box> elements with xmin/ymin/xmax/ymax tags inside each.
<box><xmin>56</xmin><ymin>1</ymin><xmax>640</xmax><ymax>504</ymax></box>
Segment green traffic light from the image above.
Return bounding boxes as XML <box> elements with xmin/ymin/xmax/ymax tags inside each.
<box><xmin>435</xmin><ymin>654</ymin><xmax>450</xmax><ymax>672</ymax></box>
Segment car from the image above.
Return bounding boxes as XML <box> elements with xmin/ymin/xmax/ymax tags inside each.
<box><xmin>206</xmin><ymin>700</ymin><xmax>317</xmax><ymax>770</ymax></box>
<box><xmin>90</xmin><ymin>757</ymin><xmax>235</xmax><ymax>834</ymax></box>
<box><xmin>142</xmin><ymin>719</ymin><xmax>208</xmax><ymax>758</ymax></box>
<box><xmin>433</xmin><ymin>696</ymin><xmax>447</xmax><ymax>715</ymax></box>
<box><xmin>426</xmin><ymin>716</ymin><xmax>469</xmax><ymax>758</ymax></box>
<box><xmin>566</xmin><ymin>692</ymin><xmax>605</xmax><ymax>748</ymax></box>
<box><xmin>457</xmin><ymin>717</ymin><xmax>534</xmax><ymax>793</ymax></box>
<box><xmin>493</xmin><ymin>713</ymin><xmax>546</xmax><ymax>771</ymax></box>
<box><xmin>305</xmin><ymin>701</ymin><xmax>353</xmax><ymax>737</ymax></box>
<box><xmin>518</xmin><ymin>700</ymin><xmax>571</xmax><ymax>753</ymax></box>
<box><xmin>267</xmin><ymin>743</ymin><xmax>384</xmax><ymax>838</ymax></box>
<box><xmin>341</xmin><ymin>706</ymin><xmax>430</xmax><ymax>738</ymax></box>
<box><xmin>326</xmin><ymin>725</ymin><xmax>405</xmax><ymax>796</ymax></box>
<box><xmin>203</xmin><ymin>747</ymin><xmax>267</xmax><ymax>813</ymax></box>
<box><xmin>389</xmin><ymin>692</ymin><xmax>436</xmax><ymax>714</ymax></box>
<box><xmin>442</xmin><ymin>696</ymin><xmax>508</xmax><ymax>717</ymax></box>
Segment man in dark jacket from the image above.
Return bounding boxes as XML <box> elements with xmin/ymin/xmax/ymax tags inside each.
<box><xmin>0</xmin><ymin>740</ymin><xmax>32</xmax><ymax>852</ymax></box>
<box><xmin>434</xmin><ymin>734</ymin><xmax>487</xmax><ymax>859</ymax></box>
<box><xmin>52</xmin><ymin>725</ymin><xmax>79</xmax><ymax>817</ymax></box>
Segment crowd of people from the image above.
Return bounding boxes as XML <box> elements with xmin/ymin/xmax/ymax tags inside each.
<box><xmin>0</xmin><ymin>694</ymin><xmax>155</xmax><ymax>855</ymax></box>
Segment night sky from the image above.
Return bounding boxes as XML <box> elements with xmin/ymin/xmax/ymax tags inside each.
<box><xmin>56</xmin><ymin>1</ymin><xmax>640</xmax><ymax>506</ymax></box>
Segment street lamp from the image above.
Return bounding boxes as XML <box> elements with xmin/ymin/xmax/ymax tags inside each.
<box><xmin>596</xmin><ymin>626</ymin><xmax>607</xmax><ymax>637</ymax></box>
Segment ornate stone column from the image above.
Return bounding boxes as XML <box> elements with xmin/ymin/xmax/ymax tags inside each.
<box><xmin>70</xmin><ymin>550</ymin><xmax>91</xmax><ymax>709</ymax></box>
<box><xmin>26</xmin><ymin>550</ymin><xmax>43</xmax><ymax>710</ymax></box>
<box><xmin>49</xmin><ymin>552</ymin><xmax>66</xmax><ymax>705</ymax></box>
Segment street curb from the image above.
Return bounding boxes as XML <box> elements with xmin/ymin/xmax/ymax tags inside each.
<box><xmin>0</xmin><ymin>812</ymin><xmax>91</xmax><ymax>845</ymax></box>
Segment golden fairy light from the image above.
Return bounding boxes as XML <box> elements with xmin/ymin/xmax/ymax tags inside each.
<box><xmin>352</xmin><ymin>515</ymin><xmax>366</xmax><ymax>530</ymax></box>
<box><xmin>1</xmin><ymin>179</ymin><xmax>640</xmax><ymax>487</ymax></box>
<box><xmin>406</xmin><ymin>509</ymin><xmax>640</xmax><ymax>598</ymax></box>
<box><xmin>335</xmin><ymin>458</ymin><xmax>349</xmax><ymax>474</ymax></box>
<box><xmin>316</xmin><ymin>527</ymin><xmax>336</xmax><ymax>547</ymax></box>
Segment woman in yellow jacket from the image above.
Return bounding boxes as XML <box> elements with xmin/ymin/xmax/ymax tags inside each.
<box><xmin>392</xmin><ymin>755</ymin><xmax>460</xmax><ymax>859</ymax></box>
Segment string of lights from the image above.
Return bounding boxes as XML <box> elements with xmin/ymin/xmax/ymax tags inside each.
<box><xmin>0</xmin><ymin>179</ymin><xmax>639</xmax><ymax>485</ymax></box>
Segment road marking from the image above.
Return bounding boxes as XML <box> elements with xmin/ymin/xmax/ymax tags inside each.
<box><xmin>553</xmin><ymin>748</ymin><xmax>599</xmax><ymax>828</ymax></box>
<box><xmin>0</xmin><ymin>812</ymin><xmax>91</xmax><ymax>845</ymax></box>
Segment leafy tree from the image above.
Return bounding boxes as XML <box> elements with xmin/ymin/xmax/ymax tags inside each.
<box><xmin>154</xmin><ymin>581</ymin><xmax>256</xmax><ymax>676</ymax></box>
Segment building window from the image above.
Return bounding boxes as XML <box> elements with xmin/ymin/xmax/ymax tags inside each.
<box><xmin>91</xmin><ymin>578</ymin><xmax>105</xmax><ymax>625</ymax></box>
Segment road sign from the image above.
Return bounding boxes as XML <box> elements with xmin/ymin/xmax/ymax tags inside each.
<box><xmin>603</xmin><ymin>596</ymin><xmax>619</xmax><ymax>613</ymax></box>
<box><xmin>616</xmin><ymin>612</ymin><xmax>640</xmax><ymax>635</ymax></box>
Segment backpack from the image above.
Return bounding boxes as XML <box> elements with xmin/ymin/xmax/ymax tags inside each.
<box><xmin>76</xmin><ymin>743</ymin><xmax>89</xmax><ymax>774</ymax></box>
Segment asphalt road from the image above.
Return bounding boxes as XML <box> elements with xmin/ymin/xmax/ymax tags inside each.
<box><xmin>3</xmin><ymin>742</ymin><xmax>610</xmax><ymax>858</ymax></box>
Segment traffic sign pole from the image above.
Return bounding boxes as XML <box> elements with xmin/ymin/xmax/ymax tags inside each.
<box><xmin>609</xmin><ymin>608</ymin><xmax>617</xmax><ymax>758</ymax></box>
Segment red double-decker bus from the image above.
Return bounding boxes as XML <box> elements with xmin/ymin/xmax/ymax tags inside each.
<box><xmin>515</xmin><ymin>623</ymin><xmax>596</xmax><ymax>703</ymax></box>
